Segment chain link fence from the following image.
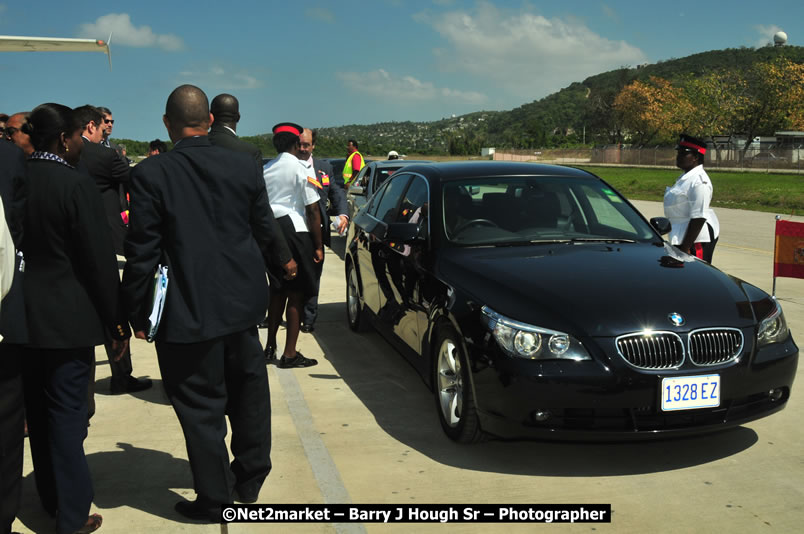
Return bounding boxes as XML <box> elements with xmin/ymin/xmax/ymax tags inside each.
<box><xmin>492</xmin><ymin>146</ymin><xmax>804</xmax><ymax>174</ymax></box>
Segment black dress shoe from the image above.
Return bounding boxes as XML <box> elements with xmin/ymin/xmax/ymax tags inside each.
<box><xmin>278</xmin><ymin>352</ymin><xmax>318</xmax><ymax>369</ymax></box>
<box><xmin>110</xmin><ymin>376</ymin><xmax>153</xmax><ymax>395</ymax></box>
<box><xmin>264</xmin><ymin>345</ymin><xmax>277</xmax><ymax>363</ymax></box>
<box><xmin>300</xmin><ymin>323</ymin><xmax>315</xmax><ymax>333</ymax></box>
<box><xmin>174</xmin><ymin>499</ymin><xmax>221</xmax><ymax>523</ymax></box>
<box><xmin>234</xmin><ymin>486</ymin><xmax>259</xmax><ymax>504</ymax></box>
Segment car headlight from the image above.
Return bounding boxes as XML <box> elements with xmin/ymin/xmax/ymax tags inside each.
<box><xmin>757</xmin><ymin>298</ymin><xmax>790</xmax><ymax>348</ymax></box>
<box><xmin>480</xmin><ymin>306</ymin><xmax>591</xmax><ymax>361</ymax></box>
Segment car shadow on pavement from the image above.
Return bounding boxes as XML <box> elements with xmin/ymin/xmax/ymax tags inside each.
<box><xmin>310</xmin><ymin>302</ymin><xmax>760</xmax><ymax>478</ymax></box>
<box><xmin>16</xmin><ymin>442</ymin><xmax>204</xmax><ymax>531</ymax></box>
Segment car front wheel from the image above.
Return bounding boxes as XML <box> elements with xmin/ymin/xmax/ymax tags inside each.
<box><xmin>434</xmin><ymin>325</ymin><xmax>484</xmax><ymax>443</ymax></box>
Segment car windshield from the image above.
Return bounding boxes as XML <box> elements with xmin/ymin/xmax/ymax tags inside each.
<box><xmin>442</xmin><ymin>176</ymin><xmax>657</xmax><ymax>246</ymax></box>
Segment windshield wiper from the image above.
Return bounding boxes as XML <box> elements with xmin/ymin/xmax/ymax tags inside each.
<box><xmin>568</xmin><ymin>237</ymin><xmax>636</xmax><ymax>243</ymax></box>
<box><xmin>493</xmin><ymin>239</ymin><xmax>571</xmax><ymax>247</ymax></box>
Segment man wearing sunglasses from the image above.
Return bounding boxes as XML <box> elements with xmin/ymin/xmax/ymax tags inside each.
<box><xmin>98</xmin><ymin>106</ymin><xmax>123</xmax><ymax>157</ymax></box>
<box><xmin>3</xmin><ymin>112</ymin><xmax>33</xmax><ymax>156</ymax></box>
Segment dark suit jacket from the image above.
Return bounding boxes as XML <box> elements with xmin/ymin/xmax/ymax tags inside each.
<box><xmin>79</xmin><ymin>138</ymin><xmax>130</xmax><ymax>255</ymax></box>
<box><xmin>312</xmin><ymin>157</ymin><xmax>347</xmax><ymax>248</ymax></box>
<box><xmin>0</xmin><ymin>140</ymin><xmax>27</xmax><ymax>343</ymax></box>
<box><xmin>23</xmin><ymin>159</ymin><xmax>129</xmax><ymax>348</ymax></box>
<box><xmin>208</xmin><ymin>124</ymin><xmax>262</xmax><ymax>163</ymax></box>
<box><xmin>121</xmin><ymin>136</ymin><xmax>291</xmax><ymax>343</ymax></box>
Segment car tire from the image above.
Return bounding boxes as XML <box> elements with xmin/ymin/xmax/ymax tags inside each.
<box><xmin>433</xmin><ymin>325</ymin><xmax>484</xmax><ymax>443</ymax></box>
<box><xmin>346</xmin><ymin>260</ymin><xmax>369</xmax><ymax>332</ymax></box>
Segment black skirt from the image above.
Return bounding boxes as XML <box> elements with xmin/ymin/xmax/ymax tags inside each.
<box><xmin>267</xmin><ymin>215</ymin><xmax>317</xmax><ymax>297</ymax></box>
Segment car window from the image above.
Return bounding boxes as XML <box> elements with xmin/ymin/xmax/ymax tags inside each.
<box><xmin>579</xmin><ymin>185</ymin><xmax>637</xmax><ymax>234</ymax></box>
<box><xmin>365</xmin><ymin>180</ymin><xmax>389</xmax><ymax>215</ymax></box>
<box><xmin>395</xmin><ymin>175</ymin><xmax>430</xmax><ymax>239</ymax></box>
<box><xmin>371</xmin><ymin>174</ymin><xmax>412</xmax><ymax>224</ymax></box>
<box><xmin>374</xmin><ymin>167</ymin><xmax>403</xmax><ymax>191</ymax></box>
<box><xmin>443</xmin><ymin>176</ymin><xmax>655</xmax><ymax>245</ymax></box>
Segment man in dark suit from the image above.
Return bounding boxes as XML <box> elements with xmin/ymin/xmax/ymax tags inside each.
<box><xmin>74</xmin><ymin>105</ymin><xmax>152</xmax><ymax>398</ymax></box>
<box><xmin>297</xmin><ymin>128</ymin><xmax>348</xmax><ymax>332</ymax></box>
<box><xmin>121</xmin><ymin>85</ymin><xmax>296</xmax><ymax>521</ymax></box>
<box><xmin>207</xmin><ymin>93</ymin><xmax>262</xmax><ymax>162</ymax></box>
<box><xmin>0</xmin><ymin>138</ymin><xmax>27</xmax><ymax>534</ymax></box>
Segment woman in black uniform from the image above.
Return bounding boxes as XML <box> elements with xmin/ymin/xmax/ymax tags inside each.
<box><xmin>261</xmin><ymin>122</ymin><xmax>323</xmax><ymax>368</ymax></box>
<box><xmin>21</xmin><ymin>103</ymin><xmax>130</xmax><ymax>534</ymax></box>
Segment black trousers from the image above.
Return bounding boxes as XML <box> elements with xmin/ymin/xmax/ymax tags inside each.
<box><xmin>0</xmin><ymin>344</ymin><xmax>24</xmax><ymax>534</ymax></box>
<box><xmin>156</xmin><ymin>327</ymin><xmax>271</xmax><ymax>505</ymax></box>
<box><xmin>691</xmin><ymin>223</ymin><xmax>719</xmax><ymax>264</ymax></box>
<box><xmin>22</xmin><ymin>347</ymin><xmax>94</xmax><ymax>534</ymax></box>
<box><xmin>303</xmin><ymin>253</ymin><xmax>325</xmax><ymax>326</ymax></box>
<box><xmin>104</xmin><ymin>342</ymin><xmax>133</xmax><ymax>385</ymax></box>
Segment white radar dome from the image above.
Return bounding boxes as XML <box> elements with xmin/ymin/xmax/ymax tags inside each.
<box><xmin>774</xmin><ymin>31</ymin><xmax>788</xmax><ymax>45</ymax></box>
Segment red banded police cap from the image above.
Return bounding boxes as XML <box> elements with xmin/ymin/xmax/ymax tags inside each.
<box><xmin>272</xmin><ymin>122</ymin><xmax>303</xmax><ymax>137</ymax></box>
<box><xmin>676</xmin><ymin>134</ymin><xmax>707</xmax><ymax>155</ymax></box>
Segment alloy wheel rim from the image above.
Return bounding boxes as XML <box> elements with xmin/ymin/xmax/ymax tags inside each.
<box><xmin>437</xmin><ymin>338</ymin><xmax>462</xmax><ymax>428</ymax></box>
<box><xmin>347</xmin><ymin>267</ymin><xmax>359</xmax><ymax>324</ymax></box>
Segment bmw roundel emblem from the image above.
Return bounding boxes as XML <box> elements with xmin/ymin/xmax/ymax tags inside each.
<box><xmin>668</xmin><ymin>312</ymin><xmax>685</xmax><ymax>327</ymax></box>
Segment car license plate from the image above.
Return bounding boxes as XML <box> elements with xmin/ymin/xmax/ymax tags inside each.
<box><xmin>661</xmin><ymin>374</ymin><xmax>720</xmax><ymax>411</ymax></box>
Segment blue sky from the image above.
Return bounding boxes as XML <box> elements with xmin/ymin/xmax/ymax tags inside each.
<box><xmin>2</xmin><ymin>1</ymin><xmax>802</xmax><ymax>141</ymax></box>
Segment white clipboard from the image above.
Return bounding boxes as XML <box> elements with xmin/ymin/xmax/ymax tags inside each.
<box><xmin>146</xmin><ymin>264</ymin><xmax>169</xmax><ymax>342</ymax></box>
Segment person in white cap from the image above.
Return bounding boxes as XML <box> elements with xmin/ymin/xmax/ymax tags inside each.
<box><xmin>387</xmin><ymin>150</ymin><xmax>399</xmax><ymax>160</ymax></box>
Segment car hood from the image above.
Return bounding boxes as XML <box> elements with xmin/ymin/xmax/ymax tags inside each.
<box><xmin>438</xmin><ymin>242</ymin><xmax>762</xmax><ymax>337</ymax></box>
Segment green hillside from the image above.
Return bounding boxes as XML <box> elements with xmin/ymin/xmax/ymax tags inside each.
<box><xmin>298</xmin><ymin>45</ymin><xmax>804</xmax><ymax>158</ymax></box>
<box><xmin>122</xmin><ymin>45</ymin><xmax>804</xmax><ymax>159</ymax></box>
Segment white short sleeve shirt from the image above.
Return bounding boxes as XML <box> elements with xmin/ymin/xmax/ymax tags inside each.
<box><xmin>663</xmin><ymin>165</ymin><xmax>720</xmax><ymax>245</ymax></box>
<box><xmin>263</xmin><ymin>152</ymin><xmax>321</xmax><ymax>232</ymax></box>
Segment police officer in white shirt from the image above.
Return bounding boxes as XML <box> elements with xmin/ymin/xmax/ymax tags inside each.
<box><xmin>664</xmin><ymin>134</ymin><xmax>720</xmax><ymax>263</ymax></box>
<box><xmin>262</xmin><ymin>123</ymin><xmax>323</xmax><ymax>368</ymax></box>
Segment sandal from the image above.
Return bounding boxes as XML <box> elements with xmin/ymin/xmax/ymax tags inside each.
<box><xmin>74</xmin><ymin>513</ymin><xmax>103</xmax><ymax>533</ymax></box>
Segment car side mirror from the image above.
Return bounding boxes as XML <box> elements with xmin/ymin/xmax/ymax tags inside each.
<box><xmin>350</xmin><ymin>184</ymin><xmax>365</xmax><ymax>196</ymax></box>
<box><xmin>650</xmin><ymin>217</ymin><xmax>672</xmax><ymax>235</ymax></box>
<box><xmin>385</xmin><ymin>222</ymin><xmax>422</xmax><ymax>244</ymax></box>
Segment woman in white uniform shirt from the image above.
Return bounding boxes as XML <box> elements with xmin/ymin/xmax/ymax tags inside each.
<box><xmin>664</xmin><ymin>134</ymin><xmax>720</xmax><ymax>263</ymax></box>
<box><xmin>262</xmin><ymin>123</ymin><xmax>323</xmax><ymax>368</ymax></box>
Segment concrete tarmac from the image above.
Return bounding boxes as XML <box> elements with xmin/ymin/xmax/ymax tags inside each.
<box><xmin>12</xmin><ymin>201</ymin><xmax>804</xmax><ymax>534</ymax></box>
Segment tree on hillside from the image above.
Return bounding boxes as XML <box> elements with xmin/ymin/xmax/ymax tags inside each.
<box><xmin>583</xmin><ymin>68</ymin><xmax>633</xmax><ymax>145</ymax></box>
<box><xmin>613</xmin><ymin>76</ymin><xmax>683</xmax><ymax>146</ymax></box>
<box><xmin>730</xmin><ymin>57</ymin><xmax>804</xmax><ymax>158</ymax></box>
<box><xmin>675</xmin><ymin>70</ymin><xmax>743</xmax><ymax>162</ymax></box>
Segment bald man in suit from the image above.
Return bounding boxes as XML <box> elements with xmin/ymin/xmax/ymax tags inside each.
<box><xmin>122</xmin><ymin>85</ymin><xmax>295</xmax><ymax>521</ymax></box>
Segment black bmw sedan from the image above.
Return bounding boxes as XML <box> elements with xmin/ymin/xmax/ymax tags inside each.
<box><xmin>343</xmin><ymin>162</ymin><xmax>798</xmax><ymax>443</ymax></box>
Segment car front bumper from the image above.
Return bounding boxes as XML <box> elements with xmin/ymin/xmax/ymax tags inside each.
<box><xmin>469</xmin><ymin>335</ymin><xmax>798</xmax><ymax>441</ymax></box>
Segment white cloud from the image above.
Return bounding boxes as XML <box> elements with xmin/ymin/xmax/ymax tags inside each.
<box><xmin>306</xmin><ymin>7</ymin><xmax>335</xmax><ymax>23</ymax></box>
<box><xmin>418</xmin><ymin>2</ymin><xmax>646</xmax><ymax>99</ymax></box>
<box><xmin>337</xmin><ymin>68</ymin><xmax>486</xmax><ymax>104</ymax></box>
<box><xmin>177</xmin><ymin>65</ymin><xmax>261</xmax><ymax>91</ymax></box>
<box><xmin>754</xmin><ymin>24</ymin><xmax>785</xmax><ymax>48</ymax></box>
<box><xmin>78</xmin><ymin>13</ymin><xmax>184</xmax><ymax>51</ymax></box>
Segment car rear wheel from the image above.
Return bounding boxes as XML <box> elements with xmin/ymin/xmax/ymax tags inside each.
<box><xmin>346</xmin><ymin>261</ymin><xmax>369</xmax><ymax>332</ymax></box>
<box><xmin>434</xmin><ymin>326</ymin><xmax>484</xmax><ymax>443</ymax></box>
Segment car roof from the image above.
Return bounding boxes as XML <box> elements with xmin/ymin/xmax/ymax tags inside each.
<box><xmin>367</xmin><ymin>159</ymin><xmax>433</xmax><ymax>168</ymax></box>
<box><xmin>393</xmin><ymin>161</ymin><xmax>600</xmax><ymax>183</ymax></box>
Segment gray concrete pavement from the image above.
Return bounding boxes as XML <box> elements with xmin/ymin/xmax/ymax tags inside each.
<box><xmin>12</xmin><ymin>201</ymin><xmax>804</xmax><ymax>534</ymax></box>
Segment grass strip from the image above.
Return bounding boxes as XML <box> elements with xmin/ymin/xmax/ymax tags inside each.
<box><xmin>576</xmin><ymin>166</ymin><xmax>804</xmax><ymax>215</ymax></box>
